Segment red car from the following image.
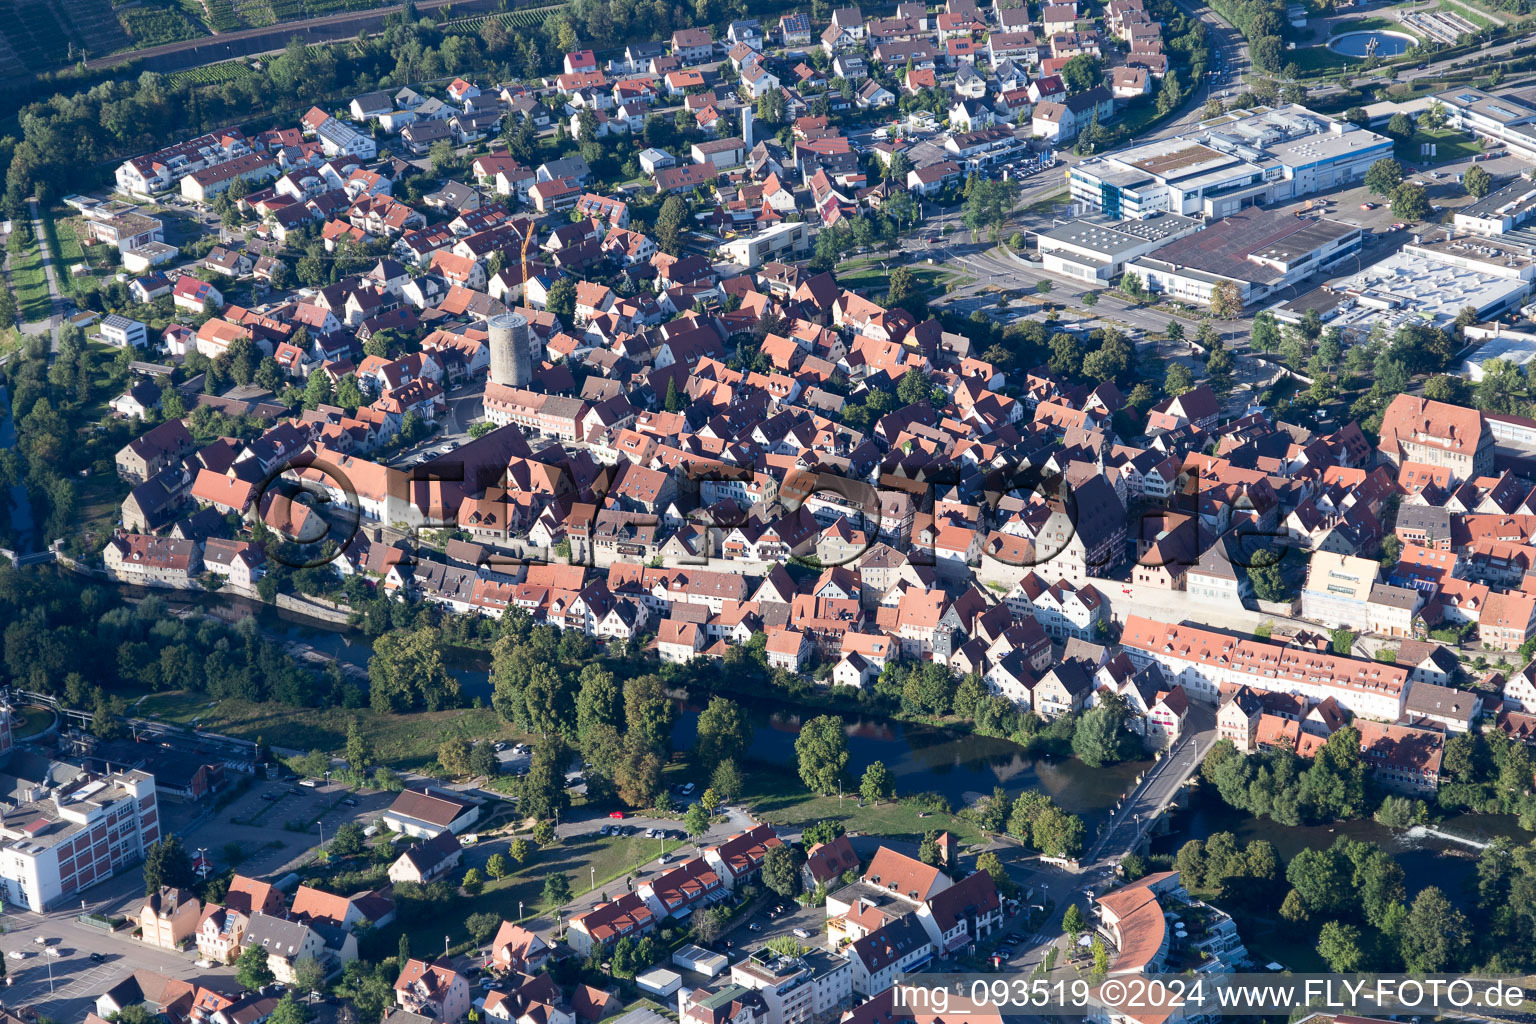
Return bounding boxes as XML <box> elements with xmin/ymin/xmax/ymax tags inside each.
<box><xmin>609</xmin><ymin>811</ymin><xmax>626</xmax><ymax>819</ymax></box>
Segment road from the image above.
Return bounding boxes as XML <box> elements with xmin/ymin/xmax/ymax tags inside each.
<box><xmin>22</xmin><ymin>198</ymin><xmax>63</xmax><ymax>353</ymax></box>
<box><xmin>79</xmin><ymin>0</ymin><xmax>508</xmax><ymax>74</ymax></box>
<box><xmin>1085</xmin><ymin>702</ymin><xmax>1218</xmax><ymax>867</ymax></box>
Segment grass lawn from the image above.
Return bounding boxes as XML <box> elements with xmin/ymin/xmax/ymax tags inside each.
<box><xmin>836</xmin><ymin>260</ymin><xmax>968</xmax><ymax>295</ymax></box>
<box><xmin>10</xmin><ymin>705</ymin><xmax>54</xmax><ymax>739</ymax></box>
<box><xmin>1288</xmin><ymin>45</ymin><xmax>1360</xmax><ymax>78</ymax></box>
<box><xmin>741</xmin><ymin>771</ymin><xmax>987</xmax><ymax>849</ymax></box>
<box><xmin>133</xmin><ymin>691</ymin><xmax>529</xmax><ymax>768</ymax></box>
<box><xmin>1440</xmin><ymin>0</ymin><xmax>1495</xmax><ymax>28</ymax></box>
<box><xmin>1334</xmin><ymin>15</ymin><xmax>1406</xmax><ymax>32</ymax></box>
<box><xmin>1022</xmin><ymin>188</ymin><xmax>1070</xmax><ymax>215</ymax></box>
<box><xmin>8</xmin><ymin>242</ymin><xmax>51</xmax><ymax>323</ymax></box>
<box><xmin>73</xmin><ymin>469</ymin><xmax>130</xmax><ymax>551</ymax></box>
<box><xmin>392</xmin><ymin>830</ymin><xmax>692</xmax><ymax>954</ymax></box>
<box><xmin>1395</xmin><ymin>127</ymin><xmax>1483</xmax><ymax>164</ymax></box>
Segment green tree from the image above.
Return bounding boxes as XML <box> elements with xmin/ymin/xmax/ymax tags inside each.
<box><xmin>1464</xmin><ymin>163</ymin><xmax>1493</xmax><ymax>199</ymax></box>
<box><xmin>624</xmin><ymin>674</ymin><xmax>675</xmax><ymax>752</ymax></box>
<box><xmin>1390</xmin><ymin>182</ymin><xmax>1430</xmax><ymax>221</ymax></box>
<box><xmin>1209</xmin><ymin>280</ymin><xmax>1242</xmax><ymax>318</ymax></box>
<box><xmin>1155</xmin><ymin>71</ymin><xmax>1183</xmax><ymax>116</ymax></box>
<box><xmin>345</xmin><ymin>717</ymin><xmax>372</xmax><ymax>772</ymax></box>
<box><xmin>1164</xmin><ymin>361</ymin><xmax>1196</xmax><ymax>397</ymax></box>
<box><xmin>521</xmin><ymin>742</ymin><xmax>572</xmax><ymax>822</ymax></box>
<box><xmin>143</xmin><ymin>836</ymin><xmax>194</xmax><ymax>896</ymax></box>
<box><xmin>466</xmin><ymin>911</ymin><xmax>501</xmax><ymax>943</ymax></box>
<box><xmin>684</xmin><ymin>801</ymin><xmax>710</xmax><ymax>837</ymax></box>
<box><xmin>711</xmin><ymin>758</ymin><xmax>744</xmax><ymax>800</ymax></box>
<box><xmin>369</xmin><ymin>627</ymin><xmax>462</xmax><ymax>713</ymax></box>
<box><xmin>1073</xmin><ymin>697</ymin><xmax>1141</xmax><ymax>766</ymax></box>
<box><xmin>1247</xmin><ymin>552</ymin><xmax>1288</xmax><ymax>602</ymax></box>
<box><xmin>975</xmin><ymin>851</ymin><xmax>1018</xmax><ymax>896</ymax></box>
<box><xmin>655</xmin><ymin>195</ymin><xmax>689</xmax><ymax>255</ymax></box>
<box><xmin>329</xmin><ymin>823</ymin><xmax>365</xmax><ymax>857</ymax></box>
<box><xmin>267</xmin><ymin>994</ymin><xmax>311</xmax><ymax>1024</ymax></box>
<box><xmin>1386</xmin><ymin>112</ymin><xmax>1415</xmax><ymax>138</ymax></box>
<box><xmin>695</xmin><ymin>696</ymin><xmax>751</xmax><ymax>771</ymax></box>
<box><xmin>1365</xmin><ymin>157</ymin><xmax>1405</xmax><ymax>196</ymax></box>
<box><xmin>462</xmin><ymin>867</ymin><xmax>484</xmax><ymax>895</ymax></box>
<box><xmin>509</xmin><ymin>838</ymin><xmax>532</xmax><ymax>864</ymax></box>
<box><xmin>860</xmin><ymin>760</ymin><xmax>894</xmax><ymax>803</ymax></box>
<box><xmin>762</xmin><ymin>844</ymin><xmax>801</xmax><ymax>897</ymax></box>
<box><xmin>486</xmin><ymin>853</ymin><xmax>510</xmax><ymax>880</ymax></box>
<box><xmin>1060</xmin><ymin>54</ymin><xmax>1102</xmax><ymax>92</ymax></box>
<box><xmin>1316</xmin><ymin>921</ymin><xmax>1367</xmax><ymax>972</ymax></box>
<box><xmin>1092</xmin><ymin>935</ymin><xmax>1110</xmax><ymax>974</ymax></box>
<box><xmin>302</xmin><ymin>368</ymin><xmax>332</xmax><ymax>410</ymax></box>
<box><xmin>1251</xmin><ymin>310</ymin><xmax>1280</xmax><ymax>354</ymax></box>
<box><xmin>236</xmin><ymin>943</ymin><xmax>275</xmax><ymax>990</ymax></box>
<box><xmin>546</xmin><ymin>278</ymin><xmax>577</xmax><ymax>322</ymax></box>
<box><xmin>796</xmin><ymin>715</ymin><xmax>849</xmax><ymax>794</ymax></box>
<box><xmin>1285</xmin><ymin>846</ymin><xmax>1351</xmax><ymax>917</ymax></box>
<box><xmin>542</xmin><ymin>872</ymin><xmax>573</xmax><ymax>907</ymax></box>
<box><xmin>1062</xmin><ymin>903</ymin><xmax>1085</xmax><ymax>943</ymax></box>
<box><xmin>1399</xmin><ymin>886</ymin><xmax>1469</xmax><ymax>971</ymax></box>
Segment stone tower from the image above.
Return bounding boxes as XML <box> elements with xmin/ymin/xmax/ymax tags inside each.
<box><xmin>487</xmin><ymin>312</ymin><xmax>531</xmax><ymax>388</ymax></box>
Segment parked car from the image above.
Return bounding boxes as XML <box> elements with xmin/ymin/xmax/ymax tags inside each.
<box><xmin>7</xmin><ymin>952</ymin><xmax>25</xmax><ymax>961</ymax></box>
<box><xmin>793</xmin><ymin>928</ymin><xmax>810</xmax><ymax>939</ymax></box>
<box><xmin>609</xmin><ymin>810</ymin><xmax>626</xmax><ymax>819</ymax></box>
<box><xmin>44</xmin><ymin>948</ymin><xmax>60</xmax><ymax>959</ymax></box>
<box><xmin>89</xmin><ymin>952</ymin><xmax>105</xmax><ymax>963</ymax></box>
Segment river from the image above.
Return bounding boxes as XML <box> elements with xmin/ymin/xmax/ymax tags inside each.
<box><xmin>673</xmin><ymin>703</ymin><xmax>1149</xmax><ymax>827</ymax></box>
<box><xmin>1153</xmin><ymin>788</ymin><xmax>1525</xmax><ymax>909</ymax></box>
<box><xmin>124</xmin><ymin>581</ymin><xmax>1535</xmax><ymax>892</ymax></box>
<box><xmin>136</xmin><ymin>584</ymin><xmax>1147</xmax><ymax>822</ymax></box>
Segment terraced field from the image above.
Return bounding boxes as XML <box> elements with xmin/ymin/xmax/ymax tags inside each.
<box><xmin>167</xmin><ymin>56</ymin><xmax>255</xmax><ymax>84</ymax></box>
<box><xmin>118</xmin><ymin>4</ymin><xmax>205</xmax><ymax>47</ymax></box>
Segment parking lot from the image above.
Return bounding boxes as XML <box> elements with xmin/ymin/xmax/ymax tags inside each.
<box><xmin>0</xmin><ymin>922</ymin><xmax>236</xmax><ymax>1022</ymax></box>
<box><xmin>181</xmin><ymin>778</ymin><xmax>400</xmax><ymax>882</ymax></box>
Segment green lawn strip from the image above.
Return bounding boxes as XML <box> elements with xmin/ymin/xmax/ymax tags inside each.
<box><xmin>133</xmin><ymin>691</ymin><xmax>527</xmax><ymax>768</ymax></box>
<box><xmin>1394</xmin><ymin>127</ymin><xmax>1482</xmax><ymax>164</ymax></box>
<box><xmin>1288</xmin><ymin>45</ymin><xmax>1359</xmax><ymax>77</ymax></box>
<box><xmin>1440</xmin><ymin>0</ymin><xmax>1495</xmax><ymax>28</ymax></box>
<box><xmin>741</xmin><ymin>771</ymin><xmax>986</xmax><ymax>848</ymax></box>
<box><xmin>73</xmin><ymin>469</ymin><xmax>130</xmax><ymax>548</ymax></box>
<box><xmin>394</xmin><ymin>832</ymin><xmax>691</xmax><ymax>955</ymax></box>
<box><xmin>837</xmin><ymin>262</ymin><xmax>957</xmax><ymax>294</ymax></box>
<box><xmin>8</xmin><ymin>243</ymin><xmax>51</xmax><ymax>323</ymax></box>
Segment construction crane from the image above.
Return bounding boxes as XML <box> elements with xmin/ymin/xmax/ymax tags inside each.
<box><xmin>519</xmin><ymin>225</ymin><xmax>534</xmax><ymax>304</ymax></box>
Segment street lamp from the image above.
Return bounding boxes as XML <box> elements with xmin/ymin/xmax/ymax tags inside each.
<box><xmin>519</xmin><ymin>901</ymin><xmax>524</xmax><ymax>920</ymax></box>
<box><xmin>590</xmin><ymin>865</ymin><xmax>595</xmax><ymax>890</ymax></box>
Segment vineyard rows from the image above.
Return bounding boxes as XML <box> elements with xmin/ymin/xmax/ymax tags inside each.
<box><xmin>453</xmin><ymin>4</ymin><xmax>568</xmax><ymax>31</ymax></box>
<box><xmin>168</xmin><ymin>58</ymin><xmax>255</xmax><ymax>83</ymax></box>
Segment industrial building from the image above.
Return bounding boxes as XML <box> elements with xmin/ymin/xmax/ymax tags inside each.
<box><xmin>1125</xmin><ymin>208</ymin><xmax>1362</xmax><ymax>308</ymax></box>
<box><xmin>1435</xmin><ymin>86</ymin><xmax>1536</xmax><ymax>161</ymax></box>
<box><xmin>1332</xmin><ymin>234</ymin><xmax>1536</xmax><ymax>332</ymax></box>
<box><xmin>1453</xmin><ymin>177</ymin><xmax>1536</xmax><ymax>237</ymax></box>
<box><xmin>1460</xmin><ymin>325</ymin><xmax>1536</xmax><ymax>380</ymax></box>
<box><xmin>1033</xmin><ymin>212</ymin><xmax>1203</xmax><ymax>284</ymax></box>
<box><xmin>1068</xmin><ymin>104</ymin><xmax>1393</xmax><ymax>220</ymax></box>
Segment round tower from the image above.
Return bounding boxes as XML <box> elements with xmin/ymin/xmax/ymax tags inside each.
<box><xmin>488</xmin><ymin>312</ymin><xmax>531</xmax><ymax>388</ymax></box>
